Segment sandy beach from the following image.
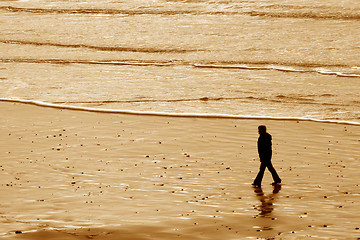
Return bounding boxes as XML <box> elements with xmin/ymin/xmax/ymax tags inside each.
<box><xmin>1</xmin><ymin>101</ymin><xmax>360</xmax><ymax>239</ymax></box>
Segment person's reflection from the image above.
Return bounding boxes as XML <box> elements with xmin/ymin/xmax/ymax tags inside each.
<box><xmin>253</xmin><ymin>184</ymin><xmax>281</xmax><ymax>218</ymax></box>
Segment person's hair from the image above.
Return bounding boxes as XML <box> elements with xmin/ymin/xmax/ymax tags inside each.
<box><xmin>258</xmin><ymin>125</ymin><xmax>267</xmax><ymax>133</ymax></box>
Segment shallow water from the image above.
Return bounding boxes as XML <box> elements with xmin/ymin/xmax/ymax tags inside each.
<box><xmin>0</xmin><ymin>0</ymin><xmax>360</xmax><ymax>123</ymax></box>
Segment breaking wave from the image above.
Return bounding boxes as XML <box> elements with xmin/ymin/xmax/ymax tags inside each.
<box><xmin>1</xmin><ymin>5</ymin><xmax>360</xmax><ymax>20</ymax></box>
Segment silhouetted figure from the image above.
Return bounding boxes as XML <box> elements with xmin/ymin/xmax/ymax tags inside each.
<box><xmin>252</xmin><ymin>125</ymin><xmax>281</xmax><ymax>186</ymax></box>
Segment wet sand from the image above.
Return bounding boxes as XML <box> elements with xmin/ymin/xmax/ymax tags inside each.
<box><xmin>1</xmin><ymin>101</ymin><xmax>360</xmax><ymax>239</ymax></box>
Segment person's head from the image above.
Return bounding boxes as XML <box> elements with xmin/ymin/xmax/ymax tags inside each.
<box><xmin>258</xmin><ymin>125</ymin><xmax>267</xmax><ymax>135</ymax></box>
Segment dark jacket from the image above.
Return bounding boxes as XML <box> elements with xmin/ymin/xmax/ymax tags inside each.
<box><xmin>257</xmin><ymin>132</ymin><xmax>272</xmax><ymax>161</ymax></box>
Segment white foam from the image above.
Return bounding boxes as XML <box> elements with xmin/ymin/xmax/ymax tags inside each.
<box><xmin>316</xmin><ymin>69</ymin><xmax>360</xmax><ymax>78</ymax></box>
<box><xmin>194</xmin><ymin>64</ymin><xmax>360</xmax><ymax>78</ymax></box>
<box><xmin>1</xmin><ymin>98</ymin><xmax>359</xmax><ymax>126</ymax></box>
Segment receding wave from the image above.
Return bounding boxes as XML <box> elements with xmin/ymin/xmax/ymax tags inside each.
<box><xmin>0</xmin><ymin>58</ymin><xmax>177</xmax><ymax>67</ymax></box>
<box><xmin>246</xmin><ymin>95</ymin><xmax>344</xmax><ymax>107</ymax></box>
<box><xmin>1</xmin><ymin>57</ymin><xmax>359</xmax><ymax>78</ymax></box>
<box><xmin>54</xmin><ymin>95</ymin><xmax>354</xmax><ymax>108</ymax></box>
<box><xmin>0</xmin><ymin>40</ymin><xmax>200</xmax><ymax>54</ymax></box>
<box><xmin>53</xmin><ymin>97</ymin><xmax>240</xmax><ymax>104</ymax></box>
<box><xmin>1</xmin><ymin>98</ymin><xmax>359</xmax><ymax>126</ymax></box>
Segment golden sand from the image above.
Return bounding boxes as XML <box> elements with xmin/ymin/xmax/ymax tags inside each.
<box><xmin>1</xmin><ymin>102</ymin><xmax>359</xmax><ymax>239</ymax></box>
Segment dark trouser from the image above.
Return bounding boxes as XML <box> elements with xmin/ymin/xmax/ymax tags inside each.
<box><xmin>253</xmin><ymin>161</ymin><xmax>281</xmax><ymax>185</ymax></box>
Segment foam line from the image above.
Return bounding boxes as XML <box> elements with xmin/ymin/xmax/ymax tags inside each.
<box><xmin>2</xmin><ymin>59</ymin><xmax>358</xmax><ymax>78</ymax></box>
<box><xmin>194</xmin><ymin>64</ymin><xmax>360</xmax><ymax>78</ymax></box>
<box><xmin>1</xmin><ymin>98</ymin><xmax>359</xmax><ymax>126</ymax></box>
<box><xmin>316</xmin><ymin>70</ymin><xmax>360</xmax><ymax>78</ymax></box>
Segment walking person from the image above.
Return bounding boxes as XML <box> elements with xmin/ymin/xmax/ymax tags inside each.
<box><xmin>252</xmin><ymin>125</ymin><xmax>281</xmax><ymax>187</ymax></box>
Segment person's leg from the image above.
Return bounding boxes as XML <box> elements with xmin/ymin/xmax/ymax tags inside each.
<box><xmin>253</xmin><ymin>162</ymin><xmax>266</xmax><ymax>186</ymax></box>
<box><xmin>266</xmin><ymin>161</ymin><xmax>281</xmax><ymax>183</ymax></box>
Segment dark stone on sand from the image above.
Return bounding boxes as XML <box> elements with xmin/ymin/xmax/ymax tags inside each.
<box><xmin>15</xmin><ymin>231</ymin><xmax>22</xmax><ymax>234</ymax></box>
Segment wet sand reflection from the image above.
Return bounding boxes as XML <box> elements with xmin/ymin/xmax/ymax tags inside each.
<box><xmin>253</xmin><ymin>185</ymin><xmax>281</xmax><ymax>231</ymax></box>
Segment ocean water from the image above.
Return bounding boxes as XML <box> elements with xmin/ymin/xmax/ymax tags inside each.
<box><xmin>0</xmin><ymin>0</ymin><xmax>360</xmax><ymax>123</ymax></box>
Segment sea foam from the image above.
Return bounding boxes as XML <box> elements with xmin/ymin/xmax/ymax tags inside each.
<box><xmin>1</xmin><ymin>98</ymin><xmax>359</xmax><ymax>126</ymax></box>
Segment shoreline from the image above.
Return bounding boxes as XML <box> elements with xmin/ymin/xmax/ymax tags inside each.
<box><xmin>1</xmin><ymin>98</ymin><xmax>359</xmax><ymax>126</ymax></box>
<box><xmin>1</xmin><ymin>101</ymin><xmax>360</xmax><ymax>239</ymax></box>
